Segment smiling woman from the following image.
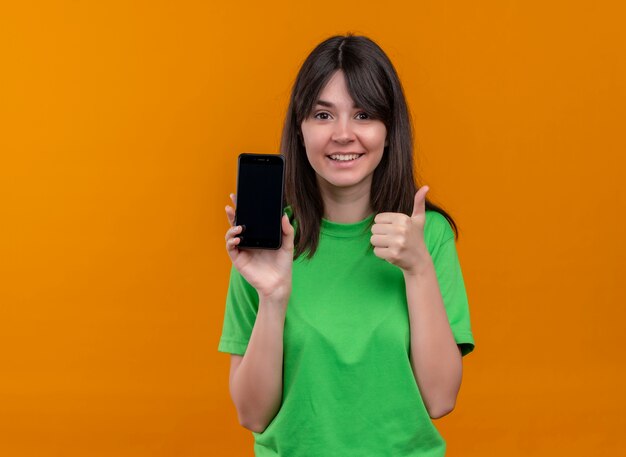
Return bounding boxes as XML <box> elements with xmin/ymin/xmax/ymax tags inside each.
<box><xmin>300</xmin><ymin>70</ymin><xmax>388</xmax><ymax>205</ymax></box>
<box><xmin>219</xmin><ymin>34</ymin><xmax>475</xmax><ymax>457</ymax></box>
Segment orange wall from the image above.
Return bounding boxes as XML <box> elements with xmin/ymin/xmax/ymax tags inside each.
<box><xmin>1</xmin><ymin>1</ymin><xmax>625</xmax><ymax>455</ymax></box>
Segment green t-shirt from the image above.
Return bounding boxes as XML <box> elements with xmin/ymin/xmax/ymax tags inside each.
<box><xmin>218</xmin><ymin>210</ymin><xmax>475</xmax><ymax>456</ymax></box>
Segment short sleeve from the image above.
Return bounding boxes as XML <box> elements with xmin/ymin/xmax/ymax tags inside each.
<box><xmin>217</xmin><ymin>265</ymin><xmax>259</xmax><ymax>355</ymax></box>
<box><xmin>429</xmin><ymin>220</ymin><xmax>476</xmax><ymax>357</ymax></box>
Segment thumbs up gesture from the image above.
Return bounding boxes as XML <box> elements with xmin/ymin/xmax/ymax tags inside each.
<box><xmin>371</xmin><ymin>186</ymin><xmax>431</xmax><ymax>276</ymax></box>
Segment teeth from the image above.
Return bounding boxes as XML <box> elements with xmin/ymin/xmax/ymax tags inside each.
<box><xmin>330</xmin><ymin>154</ymin><xmax>361</xmax><ymax>161</ymax></box>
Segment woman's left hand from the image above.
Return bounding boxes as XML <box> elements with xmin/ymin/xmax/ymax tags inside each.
<box><xmin>371</xmin><ymin>186</ymin><xmax>432</xmax><ymax>276</ymax></box>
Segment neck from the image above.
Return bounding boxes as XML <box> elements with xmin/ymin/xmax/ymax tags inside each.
<box><xmin>317</xmin><ymin>177</ymin><xmax>373</xmax><ymax>223</ymax></box>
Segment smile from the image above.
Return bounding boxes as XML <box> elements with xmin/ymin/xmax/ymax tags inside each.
<box><xmin>328</xmin><ymin>153</ymin><xmax>363</xmax><ymax>162</ymax></box>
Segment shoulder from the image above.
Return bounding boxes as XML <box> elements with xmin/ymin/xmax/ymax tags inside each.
<box><xmin>424</xmin><ymin>210</ymin><xmax>455</xmax><ymax>250</ymax></box>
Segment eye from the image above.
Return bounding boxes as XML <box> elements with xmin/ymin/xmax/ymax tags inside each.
<box><xmin>313</xmin><ymin>112</ymin><xmax>331</xmax><ymax>120</ymax></box>
<box><xmin>356</xmin><ymin>112</ymin><xmax>370</xmax><ymax>120</ymax></box>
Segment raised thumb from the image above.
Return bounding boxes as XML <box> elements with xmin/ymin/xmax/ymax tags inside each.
<box><xmin>411</xmin><ymin>186</ymin><xmax>429</xmax><ymax>218</ymax></box>
<box><xmin>281</xmin><ymin>214</ymin><xmax>295</xmax><ymax>249</ymax></box>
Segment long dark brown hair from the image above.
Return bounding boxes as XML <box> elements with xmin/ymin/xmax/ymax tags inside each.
<box><xmin>281</xmin><ymin>34</ymin><xmax>459</xmax><ymax>259</ymax></box>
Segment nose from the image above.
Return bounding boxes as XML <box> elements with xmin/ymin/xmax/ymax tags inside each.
<box><xmin>331</xmin><ymin>118</ymin><xmax>356</xmax><ymax>144</ymax></box>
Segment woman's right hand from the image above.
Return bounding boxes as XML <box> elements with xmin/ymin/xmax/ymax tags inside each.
<box><xmin>225</xmin><ymin>193</ymin><xmax>295</xmax><ymax>306</ymax></box>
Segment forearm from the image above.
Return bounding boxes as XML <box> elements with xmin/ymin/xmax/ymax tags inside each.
<box><xmin>230</xmin><ymin>298</ymin><xmax>286</xmax><ymax>432</ymax></box>
<box><xmin>404</xmin><ymin>257</ymin><xmax>462</xmax><ymax>419</ymax></box>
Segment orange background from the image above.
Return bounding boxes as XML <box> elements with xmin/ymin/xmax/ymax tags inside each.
<box><xmin>1</xmin><ymin>1</ymin><xmax>625</xmax><ymax>455</ymax></box>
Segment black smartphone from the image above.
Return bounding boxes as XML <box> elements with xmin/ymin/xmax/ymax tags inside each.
<box><xmin>234</xmin><ymin>153</ymin><xmax>285</xmax><ymax>249</ymax></box>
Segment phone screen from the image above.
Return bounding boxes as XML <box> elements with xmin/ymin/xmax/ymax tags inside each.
<box><xmin>235</xmin><ymin>153</ymin><xmax>285</xmax><ymax>249</ymax></box>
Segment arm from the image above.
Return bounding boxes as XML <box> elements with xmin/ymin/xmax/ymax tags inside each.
<box><xmin>223</xmin><ymin>197</ymin><xmax>294</xmax><ymax>433</ymax></box>
<box><xmin>370</xmin><ymin>186</ymin><xmax>464</xmax><ymax>419</ymax></box>
<box><xmin>229</xmin><ymin>298</ymin><xmax>287</xmax><ymax>433</ymax></box>
<box><xmin>404</xmin><ymin>258</ymin><xmax>463</xmax><ymax>419</ymax></box>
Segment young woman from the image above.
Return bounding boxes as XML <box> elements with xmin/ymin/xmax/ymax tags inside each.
<box><xmin>219</xmin><ymin>34</ymin><xmax>475</xmax><ymax>456</ymax></box>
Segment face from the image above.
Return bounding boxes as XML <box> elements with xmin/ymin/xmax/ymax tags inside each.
<box><xmin>300</xmin><ymin>70</ymin><xmax>387</xmax><ymax>196</ymax></box>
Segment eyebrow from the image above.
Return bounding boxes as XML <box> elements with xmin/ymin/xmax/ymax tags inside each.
<box><xmin>314</xmin><ymin>99</ymin><xmax>358</xmax><ymax>108</ymax></box>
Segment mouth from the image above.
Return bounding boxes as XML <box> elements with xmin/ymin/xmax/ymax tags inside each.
<box><xmin>327</xmin><ymin>153</ymin><xmax>364</xmax><ymax>162</ymax></box>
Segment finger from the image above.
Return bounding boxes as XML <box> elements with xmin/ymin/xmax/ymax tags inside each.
<box><xmin>374</xmin><ymin>212</ymin><xmax>405</xmax><ymax>224</ymax></box>
<box><xmin>370</xmin><ymin>234</ymin><xmax>391</xmax><ymax>248</ymax></box>
<box><xmin>281</xmin><ymin>214</ymin><xmax>295</xmax><ymax>250</ymax></box>
<box><xmin>371</xmin><ymin>223</ymin><xmax>395</xmax><ymax>235</ymax></box>
<box><xmin>411</xmin><ymin>185</ymin><xmax>429</xmax><ymax>218</ymax></box>
<box><xmin>226</xmin><ymin>236</ymin><xmax>241</xmax><ymax>250</ymax></box>
<box><xmin>373</xmin><ymin>246</ymin><xmax>400</xmax><ymax>264</ymax></box>
<box><xmin>373</xmin><ymin>246</ymin><xmax>391</xmax><ymax>260</ymax></box>
<box><xmin>230</xmin><ymin>193</ymin><xmax>237</xmax><ymax>206</ymax></box>
<box><xmin>225</xmin><ymin>225</ymin><xmax>242</xmax><ymax>241</ymax></box>
<box><xmin>225</xmin><ymin>205</ymin><xmax>235</xmax><ymax>226</ymax></box>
